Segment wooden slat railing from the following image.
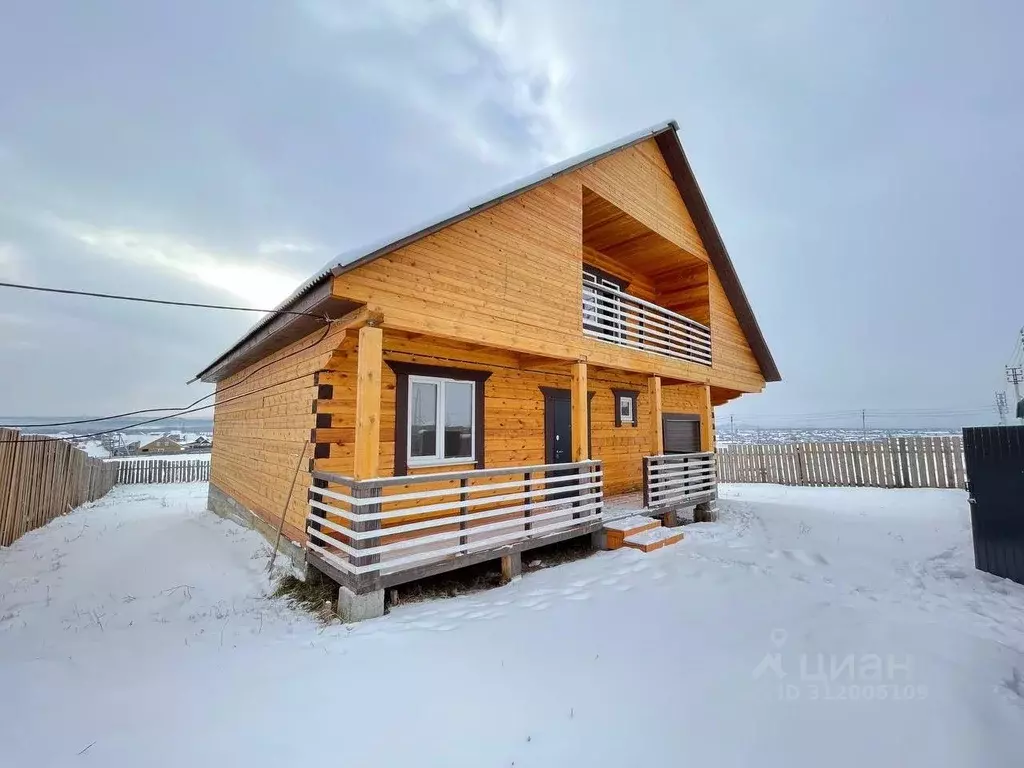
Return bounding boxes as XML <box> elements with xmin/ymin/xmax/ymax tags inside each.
<box><xmin>114</xmin><ymin>459</ymin><xmax>211</xmax><ymax>484</ymax></box>
<box><xmin>583</xmin><ymin>279</ymin><xmax>712</xmax><ymax>366</ymax></box>
<box><xmin>716</xmin><ymin>437</ymin><xmax>968</xmax><ymax>489</ymax></box>
<box><xmin>642</xmin><ymin>452</ymin><xmax>717</xmax><ymax>509</ymax></box>
<box><xmin>307</xmin><ymin>460</ymin><xmax>603</xmax><ymax>585</ymax></box>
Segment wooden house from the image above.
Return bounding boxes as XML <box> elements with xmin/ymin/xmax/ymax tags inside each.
<box><xmin>138</xmin><ymin>435</ymin><xmax>184</xmax><ymax>455</ymax></box>
<box><xmin>196</xmin><ymin>121</ymin><xmax>779</xmax><ymax>620</ymax></box>
<box><xmin>187</xmin><ymin>436</ymin><xmax>212</xmax><ymax>452</ymax></box>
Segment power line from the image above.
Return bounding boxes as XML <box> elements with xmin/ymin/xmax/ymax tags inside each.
<box><xmin>728</xmin><ymin>406</ymin><xmax>995</xmax><ymax>421</ymax></box>
<box><xmin>0</xmin><ymin>323</ymin><xmax>335</xmax><ymax>429</ymax></box>
<box><xmin>0</xmin><ymin>370</ymin><xmax>313</xmax><ymax>444</ymax></box>
<box><xmin>1007</xmin><ymin>327</ymin><xmax>1024</xmax><ymax>367</ymax></box>
<box><xmin>996</xmin><ymin>392</ymin><xmax>1009</xmax><ymax>425</ymax></box>
<box><xmin>0</xmin><ymin>281</ymin><xmax>328</xmax><ymax>321</ymax></box>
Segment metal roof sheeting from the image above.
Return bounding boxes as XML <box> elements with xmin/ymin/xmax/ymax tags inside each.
<box><xmin>195</xmin><ymin>119</ymin><xmax>780</xmax><ymax>384</ymax></box>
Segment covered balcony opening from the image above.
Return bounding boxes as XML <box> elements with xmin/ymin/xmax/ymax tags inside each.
<box><xmin>581</xmin><ymin>186</ymin><xmax>712</xmax><ymax>366</ymax></box>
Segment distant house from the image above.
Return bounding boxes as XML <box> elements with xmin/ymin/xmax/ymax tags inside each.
<box><xmin>139</xmin><ymin>436</ymin><xmax>183</xmax><ymax>455</ymax></box>
<box><xmin>187</xmin><ymin>436</ymin><xmax>212</xmax><ymax>452</ymax></box>
<box><xmin>110</xmin><ymin>440</ymin><xmax>141</xmax><ymax>457</ymax></box>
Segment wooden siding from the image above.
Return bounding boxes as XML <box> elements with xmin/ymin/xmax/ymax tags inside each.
<box><xmin>579</xmin><ymin>139</ymin><xmax>762</xmax><ymax>389</ymax></box>
<box><xmin>332</xmin><ymin>138</ymin><xmax>765</xmax><ymax>393</ymax></box>
<box><xmin>312</xmin><ymin>331</ymin><xmax>709</xmax><ymax>498</ymax></box>
<box><xmin>210</xmin><ymin>323</ymin><xmax>347</xmax><ymax>543</ymax></box>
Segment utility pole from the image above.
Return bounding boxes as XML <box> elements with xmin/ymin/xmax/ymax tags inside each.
<box><xmin>730</xmin><ymin>414</ymin><xmax>735</xmax><ymax>435</ymax></box>
<box><xmin>995</xmin><ymin>392</ymin><xmax>1009</xmax><ymax>425</ymax></box>
<box><xmin>861</xmin><ymin>409</ymin><xmax>867</xmax><ymax>439</ymax></box>
<box><xmin>1007</xmin><ymin>366</ymin><xmax>1024</xmax><ymax>423</ymax></box>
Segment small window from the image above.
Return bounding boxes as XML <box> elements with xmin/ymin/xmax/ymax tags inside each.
<box><xmin>619</xmin><ymin>396</ymin><xmax>633</xmax><ymax>424</ymax></box>
<box><xmin>408</xmin><ymin>376</ymin><xmax>475</xmax><ymax>465</ymax></box>
<box><xmin>612</xmin><ymin>389</ymin><xmax>639</xmax><ymax>427</ymax></box>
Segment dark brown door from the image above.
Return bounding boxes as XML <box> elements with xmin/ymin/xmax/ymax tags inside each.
<box><xmin>663</xmin><ymin>413</ymin><xmax>701</xmax><ymax>454</ymax></box>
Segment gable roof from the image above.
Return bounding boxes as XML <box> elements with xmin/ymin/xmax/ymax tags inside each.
<box><xmin>196</xmin><ymin>120</ymin><xmax>779</xmax><ymax>383</ymax></box>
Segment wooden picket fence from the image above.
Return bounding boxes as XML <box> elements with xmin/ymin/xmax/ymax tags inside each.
<box><xmin>0</xmin><ymin>429</ymin><xmax>118</xmax><ymax>546</ymax></box>
<box><xmin>115</xmin><ymin>459</ymin><xmax>211</xmax><ymax>484</ymax></box>
<box><xmin>717</xmin><ymin>436</ymin><xmax>967</xmax><ymax>489</ymax></box>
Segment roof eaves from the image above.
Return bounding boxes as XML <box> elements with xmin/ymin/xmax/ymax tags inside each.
<box><xmin>653</xmin><ymin>130</ymin><xmax>781</xmax><ymax>383</ymax></box>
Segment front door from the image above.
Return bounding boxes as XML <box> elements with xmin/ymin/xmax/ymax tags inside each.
<box><xmin>548</xmin><ymin>395</ymin><xmax>572</xmax><ymax>464</ymax></box>
<box><xmin>542</xmin><ymin>388</ymin><xmax>578</xmax><ymax>500</ymax></box>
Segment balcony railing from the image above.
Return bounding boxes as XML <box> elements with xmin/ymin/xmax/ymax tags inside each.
<box><xmin>583</xmin><ymin>279</ymin><xmax>712</xmax><ymax>366</ymax></box>
<box><xmin>642</xmin><ymin>452</ymin><xmax>717</xmax><ymax>509</ymax></box>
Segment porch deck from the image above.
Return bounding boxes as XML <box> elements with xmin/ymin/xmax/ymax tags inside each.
<box><xmin>305</xmin><ymin>452</ymin><xmax>718</xmax><ymax>603</ymax></box>
<box><xmin>602</xmin><ymin>492</ymin><xmax>645</xmax><ymax>521</ymax></box>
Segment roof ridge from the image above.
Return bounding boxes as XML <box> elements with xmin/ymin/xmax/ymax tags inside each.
<box><xmin>196</xmin><ymin>119</ymin><xmax>779</xmax><ymax>384</ymax></box>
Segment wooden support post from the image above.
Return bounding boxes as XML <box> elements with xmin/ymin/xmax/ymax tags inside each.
<box><xmin>501</xmin><ymin>552</ymin><xmax>522</xmax><ymax>583</ymax></box>
<box><xmin>699</xmin><ymin>384</ymin><xmax>714</xmax><ymax>453</ymax></box>
<box><xmin>648</xmin><ymin>376</ymin><xmax>663</xmax><ymax>456</ymax></box>
<box><xmin>354</xmin><ymin>325</ymin><xmax>383</xmax><ymax>481</ymax></box>
<box><xmin>345</xmin><ymin>325</ymin><xmax>385</xmax><ymax>603</ymax></box>
<box><xmin>571</xmin><ymin>361</ymin><xmax>588</xmax><ymax>462</ymax></box>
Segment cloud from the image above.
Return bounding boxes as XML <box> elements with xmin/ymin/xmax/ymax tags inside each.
<box><xmin>302</xmin><ymin>0</ymin><xmax>581</xmax><ymax>166</ymax></box>
<box><xmin>44</xmin><ymin>218</ymin><xmax>308</xmax><ymax>308</ymax></box>
<box><xmin>0</xmin><ymin>241</ymin><xmax>25</xmax><ymax>280</ymax></box>
<box><xmin>0</xmin><ymin>311</ymin><xmax>35</xmax><ymax>349</ymax></box>
<box><xmin>257</xmin><ymin>239</ymin><xmax>322</xmax><ymax>256</ymax></box>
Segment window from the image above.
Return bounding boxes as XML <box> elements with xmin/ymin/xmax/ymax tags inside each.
<box><xmin>387</xmin><ymin>361</ymin><xmax>492</xmax><ymax>475</ymax></box>
<box><xmin>583</xmin><ymin>267</ymin><xmax>626</xmax><ymax>339</ymax></box>
<box><xmin>611</xmin><ymin>389</ymin><xmax>639</xmax><ymax>427</ymax></box>
<box><xmin>619</xmin><ymin>395</ymin><xmax>633</xmax><ymax>425</ymax></box>
<box><xmin>408</xmin><ymin>376</ymin><xmax>475</xmax><ymax>465</ymax></box>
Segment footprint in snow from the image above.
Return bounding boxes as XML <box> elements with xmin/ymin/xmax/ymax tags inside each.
<box><xmin>519</xmin><ymin>598</ymin><xmax>549</xmax><ymax>609</ymax></box>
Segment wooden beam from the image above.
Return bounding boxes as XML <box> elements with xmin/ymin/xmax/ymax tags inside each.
<box><xmin>378</xmin><ymin>309</ymin><xmax>763</xmax><ymax>393</ymax></box>
<box><xmin>571</xmin><ymin>361</ymin><xmax>589</xmax><ymax>461</ymax></box>
<box><xmin>648</xmin><ymin>376</ymin><xmax>663</xmax><ymax>455</ymax></box>
<box><xmin>353</xmin><ymin>325</ymin><xmax>384</xmax><ymax>480</ymax></box>
<box><xmin>699</xmin><ymin>384</ymin><xmax>714</xmax><ymax>452</ymax></box>
<box><xmin>518</xmin><ymin>354</ymin><xmax>573</xmax><ymax>372</ymax></box>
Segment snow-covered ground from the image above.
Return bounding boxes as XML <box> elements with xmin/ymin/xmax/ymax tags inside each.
<box><xmin>1</xmin><ymin>483</ymin><xmax>1022</xmax><ymax>767</ymax></box>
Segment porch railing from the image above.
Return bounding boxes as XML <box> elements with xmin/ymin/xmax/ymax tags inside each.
<box><xmin>642</xmin><ymin>452</ymin><xmax>717</xmax><ymax>509</ymax></box>
<box><xmin>583</xmin><ymin>279</ymin><xmax>712</xmax><ymax>367</ymax></box>
<box><xmin>306</xmin><ymin>460</ymin><xmax>603</xmax><ymax>589</ymax></box>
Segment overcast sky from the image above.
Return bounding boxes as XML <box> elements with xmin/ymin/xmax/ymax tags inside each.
<box><xmin>1</xmin><ymin>1</ymin><xmax>1021</xmax><ymax>428</ymax></box>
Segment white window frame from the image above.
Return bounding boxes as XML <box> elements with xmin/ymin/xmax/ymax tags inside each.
<box><xmin>582</xmin><ymin>268</ymin><xmax>623</xmax><ymax>339</ymax></box>
<box><xmin>407</xmin><ymin>375</ymin><xmax>476</xmax><ymax>467</ymax></box>
<box><xmin>619</xmin><ymin>395</ymin><xmax>634</xmax><ymax>426</ymax></box>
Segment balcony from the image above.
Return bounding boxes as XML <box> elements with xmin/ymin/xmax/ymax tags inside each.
<box><xmin>582</xmin><ymin>277</ymin><xmax>712</xmax><ymax>367</ymax></box>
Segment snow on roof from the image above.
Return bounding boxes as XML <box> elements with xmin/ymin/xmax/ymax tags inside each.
<box><xmin>197</xmin><ymin>120</ymin><xmax>678</xmax><ymax>377</ymax></box>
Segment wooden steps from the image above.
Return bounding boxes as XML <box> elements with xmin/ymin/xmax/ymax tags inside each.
<box><xmin>623</xmin><ymin>526</ymin><xmax>684</xmax><ymax>553</ymax></box>
<box><xmin>601</xmin><ymin>515</ymin><xmax>684</xmax><ymax>553</ymax></box>
<box><xmin>602</xmin><ymin>515</ymin><xmax>660</xmax><ymax>550</ymax></box>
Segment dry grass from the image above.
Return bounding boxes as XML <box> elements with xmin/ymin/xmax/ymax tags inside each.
<box><xmin>522</xmin><ymin>535</ymin><xmax>594</xmax><ymax>573</ymax></box>
<box><xmin>273</xmin><ymin>571</ymin><xmax>337</xmax><ymax>624</ymax></box>
<box><xmin>392</xmin><ymin>535</ymin><xmax>596</xmax><ymax>607</ymax></box>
